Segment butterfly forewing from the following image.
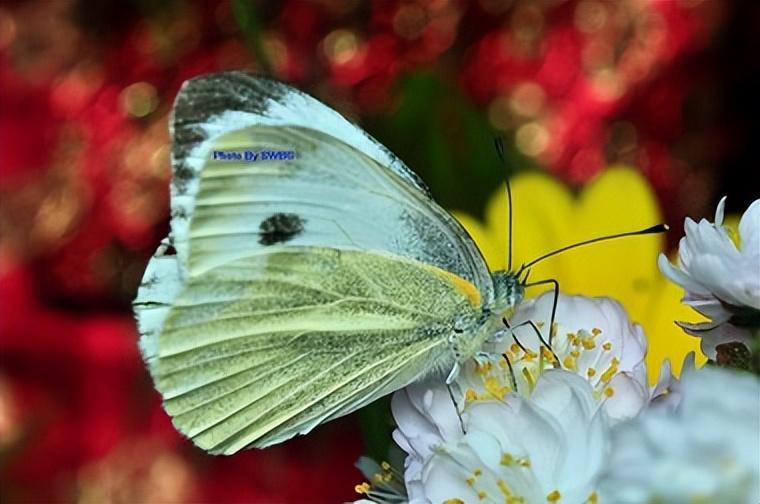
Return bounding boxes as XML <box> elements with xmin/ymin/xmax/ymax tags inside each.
<box><xmin>170</xmin><ymin>71</ymin><xmax>492</xmax><ymax>295</ymax></box>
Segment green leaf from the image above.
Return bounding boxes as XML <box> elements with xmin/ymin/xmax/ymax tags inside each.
<box><xmin>365</xmin><ymin>71</ymin><xmax>537</xmax><ymax>219</ymax></box>
<box><xmin>232</xmin><ymin>0</ymin><xmax>272</xmax><ymax>74</ymax></box>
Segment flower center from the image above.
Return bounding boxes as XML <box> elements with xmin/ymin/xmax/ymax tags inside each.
<box><xmin>464</xmin><ymin>326</ymin><xmax>620</xmax><ymax>401</ymax></box>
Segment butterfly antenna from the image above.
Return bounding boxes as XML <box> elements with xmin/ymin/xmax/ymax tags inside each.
<box><xmin>493</xmin><ymin>138</ymin><xmax>513</xmax><ymax>271</ymax></box>
<box><xmin>516</xmin><ymin>223</ymin><xmax>669</xmax><ymax>276</ymax></box>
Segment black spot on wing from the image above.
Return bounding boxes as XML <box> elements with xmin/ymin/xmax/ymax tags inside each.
<box><xmin>258</xmin><ymin>213</ymin><xmax>305</xmax><ymax>246</ymax></box>
<box><xmin>171</xmin><ymin>72</ymin><xmax>289</xmax><ymax>193</ymax></box>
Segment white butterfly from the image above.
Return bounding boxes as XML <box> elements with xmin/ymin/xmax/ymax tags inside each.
<box><xmin>134</xmin><ymin>72</ymin><xmax>526</xmax><ymax>454</ymax></box>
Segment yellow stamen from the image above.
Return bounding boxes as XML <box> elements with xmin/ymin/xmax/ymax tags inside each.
<box><xmin>518</xmin><ymin>457</ymin><xmax>531</xmax><ymax>467</ymax></box>
<box><xmin>586</xmin><ymin>367</ymin><xmax>597</xmax><ymax>378</ymax></box>
<box><xmin>587</xmin><ymin>491</ymin><xmax>598</xmax><ymax>503</ymax></box>
<box><xmin>522</xmin><ymin>368</ymin><xmax>535</xmax><ymax>389</ymax></box>
<box><xmin>477</xmin><ymin>360</ymin><xmax>493</xmax><ymax>374</ymax></box>
<box><xmin>547</xmin><ymin>489</ymin><xmax>561</xmax><ymax>502</ymax></box>
<box><xmin>604</xmin><ymin>387</ymin><xmax>615</xmax><ymax>397</ymax></box>
<box><xmin>540</xmin><ymin>346</ymin><xmax>556</xmax><ymax>363</ymax></box>
<box><xmin>485</xmin><ymin>377</ymin><xmax>509</xmax><ymax>399</ymax></box>
<box><xmin>601</xmin><ymin>357</ymin><xmax>620</xmax><ymax>383</ymax></box>
<box><xmin>602</xmin><ymin>341</ymin><xmax>612</xmax><ymax>351</ymax></box>
<box><xmin>592</xmin><ymin>327</ymin><xmax>602</xmax><ymax>336</ymax></box>
<box><xmin>563</xmin><ymin>355</ymin><xmax>577</xmax><ymax>370</ymax></box>
<box><xmin>465</xmin><ymin>389</ymin><xmax>478</xmax><ymax>402</ymax></box>
<box><xmin>443</xmin><ymin>500</ymin><xmax>465</xmax><ymax>504</ymax></box>
<box><xmin>501</xmin><ymin>453</ymin><xmax>514</xmax><ymax>466</ymax></box>
<box><xmin>497</xmin><ymin>479</ymin><xmax>513</xmax><ymax>497</ymax></box>
<box><xmin>466</xmin><ymin>477</ymin><xmax>476</xmax><ymax>487</ymax></box>
<box><xmin>355</xmin><ymin>482</ymin><xmax>370</xmax><ymax>494</ymax></box>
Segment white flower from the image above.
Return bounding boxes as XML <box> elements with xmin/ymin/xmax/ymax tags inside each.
<box><xmin>598</xmin><ymin>366</ymin><xmax>760</xmax><ymax>503</ymax></box>
<box><xmin>648</xmin><ymin>352</ymin><xmax>697</xmax><ymax>410</ymax></box>
<box><xmin>458</xmin><ymin>292</ymin><xmax>655</xmax><ymax>422</ymax></box>
<box><xmin>393</xmin><ymin>370</ymin><xmax>608</xmax><ymax>504</ymax></box>
<box><xmin>389</xmin><ymin>384</ymin><xmax>463</xmax><ymax>503</ymax></box>
<box><xmin>380</xmin><ymin>293</ymin><xmax>679</xmax><ymax>503</ymax></box>
<box><xmin>658</xmin><ymin>197</ymin><xmax>760</xmax><ymax>358</ymax></box>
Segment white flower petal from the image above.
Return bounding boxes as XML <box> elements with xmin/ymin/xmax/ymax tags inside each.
<box><xmin>676</xmin><ymin>320</ymin><xmax>753</xmax><ymax>360</ymax></box>
<box><xmin>681</xmin><ymin>291</ymin><xmax>731</xmax><ymax>320</ymax></box>
<box><xmin>715</xmin><ymin>195</ymin><xmax>727</xmax><ymax>224</ymax></box>
<box><xmin>659</xmin><ymin>197</ymin><xmax>760</xmax><ymax>351</ymax></box>
<box><xmin>603</xmin><ymin>372</ymin><xmax>649</xmax><ymax>420</ymax></box>
<box><xmin>658</xmin><ymin>253</ymin><xmax>713</xmax><ymax>297</ymax></box>
<box><xmin>739</xmin><ymin>200</ymin><xmax>760</xmax><ymax>258</ymax></box>
<box><xmin>394</xmin><ymin>371</ymin><xmax>608</xmax><ymax>504</ymax></box>
<box><xmin>599</xmin><ymin>367</ymin><xmax>760</xmax><ymax>503</ymax></box>
<box><xmin>421</xmin><ymin>445</ymin><xmax>484</xmax><ymax>502</ymax></box>
<box><xmin>649</xmin><ymin>357</ymin><xmax>684</xmax><ymax>410</ymax></box>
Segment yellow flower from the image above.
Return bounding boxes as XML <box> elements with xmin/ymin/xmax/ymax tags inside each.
<box><xmin>452</xmin><ymin>166</ymin><xmax>707</xmax><ymax>383</ymax></box>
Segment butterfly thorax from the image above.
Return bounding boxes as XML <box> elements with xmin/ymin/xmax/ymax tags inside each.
<box><xmin>447</xmin><ymin>270</ymin><xmax>524</xmax><ymax>366</ymax></box>
<box><xmin>490</xmin><ymin>270</ymin><xmax>524</xmax><ymax>318</ymax></box>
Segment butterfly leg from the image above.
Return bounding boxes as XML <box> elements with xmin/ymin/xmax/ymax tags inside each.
<box><xmin>445</xmin><ymin>361</ymin><xmax>461</xmax><ymax>385</ymax></box>
<box><xmin>501</xmin><ymin>317</ymin><xmax>530</xmax><ymax>353</ymax></box>
<box><xmin>485</xmin><ymin>327</ymin><xmax>511</xmax><ymax>344</ymax></box>
<box><xmin>473</xmin><ymin>351</ymin><xmax>503</xmax><ymax>366</ymax></box>
<box><xmin>523</xmin><ymin>278</ymin><xmax>560</xmax><ymax>346</ymax></box>
<box><xmin>497</xmin><ymin>318</ymin><xmax>528</xmax><ymax>392</ymax></box>
<box><xmin>446</xmin><ymin>383</ymin><xmax>466</xmax><ymax>434</ymax></box>
<box><xmin>508</xmin><ymin>319</ymin><xmax>562</xmax><ymax>369</ymax></box>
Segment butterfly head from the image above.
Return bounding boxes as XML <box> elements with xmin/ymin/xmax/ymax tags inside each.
<box><xmin>491</xmin><ymin>270</ymin><xmax>524</xmax><ymax>316</ymax></box>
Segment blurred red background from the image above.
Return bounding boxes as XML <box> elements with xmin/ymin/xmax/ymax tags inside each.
<box><xmin>0</xmin><ymin>1</ymin><xmax>757</xmax><ymax>502</ymax></box>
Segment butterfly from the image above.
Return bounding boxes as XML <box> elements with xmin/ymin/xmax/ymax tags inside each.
<box><xmin>133</xmin><ymin>72</ymin><xmax>545</xmax><ymax>454</ymax></box>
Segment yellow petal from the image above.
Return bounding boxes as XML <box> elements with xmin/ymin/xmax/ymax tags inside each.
<box><xmin>484</xmin><ymin>173</ymin><xmax>573</xmax><ymax>285</ymax></box>
<box><xmin>566</xmin><ymin>166</ymin><xmax>663</xmax><ymax>317</ymax></box>
<box><xmin>644</xmin><ymin>276</ymin><xmax>707</xmax><ymax>381</ymax></box>
<box><xmin>724</xmin><ymin>214</ymin><xmax>740</xmax><ymax>246</ymax></box>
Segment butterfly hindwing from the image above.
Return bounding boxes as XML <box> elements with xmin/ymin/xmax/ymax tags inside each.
<box><xmin>145</xmin><ymin>247</ymin><xmax>480</xmax><ymax>453</ymax></box>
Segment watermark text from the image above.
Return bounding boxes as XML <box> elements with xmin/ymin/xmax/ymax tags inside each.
<box><xmin>212</xmin><ymin>149</ymin><xmax>296</xmax><ymax>162</ymax></box>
